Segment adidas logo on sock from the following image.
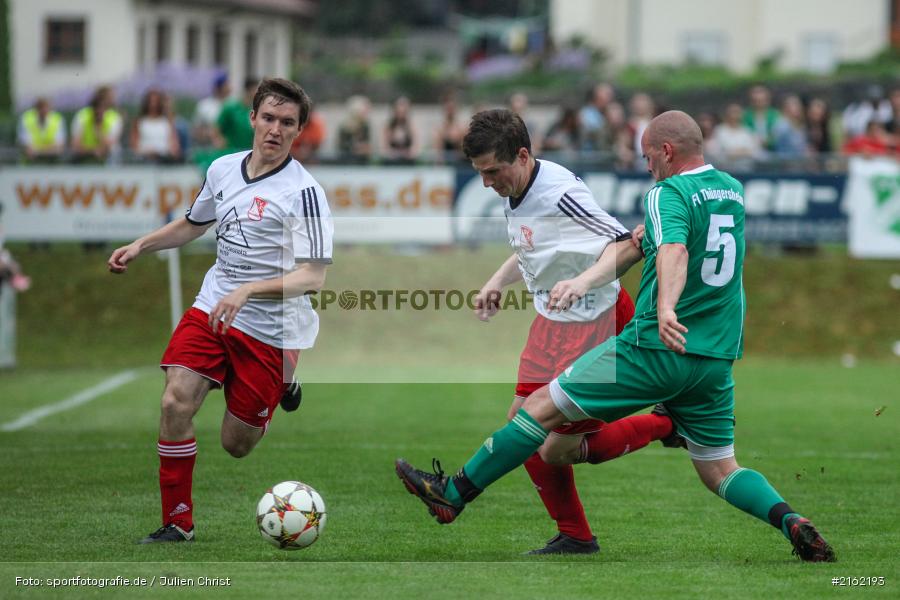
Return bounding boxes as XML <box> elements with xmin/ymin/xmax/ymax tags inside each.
<box><xmin>257</xmin><ymin>408</ymin><xmax>269</xmax><ymax>417</ymax></box>
<box><xmin>484</xmin><ymin>437</ymin><xmax>494</xmax><ymax>453</ymax></box>
<box><xmin>169</xmin><ymin>502</ymin><xmax>190</xmax><ymax>517</ymax></box>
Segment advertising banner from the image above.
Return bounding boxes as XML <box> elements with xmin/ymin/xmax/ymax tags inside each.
<box><xmin>846</xmin><ymin>157</ymin><xmax>900</xmax><ymax>258</ymax></box>
<box><xmin>0</xmin><ymin>165</ymin><xmax>455</xmax><ymax>243</ymax></box>
<box><xmin>453</xmin><ymin>167</ymin><xmax>848</xmax><ymax>244</ymax></box>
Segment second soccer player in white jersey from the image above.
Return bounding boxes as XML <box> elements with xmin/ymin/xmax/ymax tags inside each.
<box><xmin>463</xmin><ymin>109</ymin><xmax>678</xmax><ymax>554</ymax></box>
<box><xmin>107</xmin><ymin>78</ymin><xmax>333</xmax><ymax>544</ymax></box>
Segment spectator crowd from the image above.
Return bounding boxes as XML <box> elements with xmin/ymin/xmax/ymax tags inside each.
<box><xmin>15</xmin><ymin>78</ymin><xmax>900</xmax><ymax>171</ymax></box>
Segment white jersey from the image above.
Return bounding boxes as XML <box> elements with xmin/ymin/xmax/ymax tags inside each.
<box><xmin>505</xmin><ymin>159</ymin><xmax>629</xmax><ymax>322</ymax></box>
<box><xmin>186</xmin><ymin>151</ymin><xmax>333</xmax><ymax>349</ymax></box>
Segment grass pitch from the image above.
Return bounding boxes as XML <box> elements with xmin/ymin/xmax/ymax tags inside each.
<box><xmin>0</xmin><ymin>358</ymin><xmax>897</xmax><ymax>599</ymax></box>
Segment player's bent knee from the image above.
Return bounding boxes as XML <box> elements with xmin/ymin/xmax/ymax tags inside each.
<box><xmin>537</xmin><ymin>446</ymin><xmax>569</xmax><ymax>465</ymax></box>
<box><xmin>222</xmin><ymin>439</ymin><xmax>254</xmax><ymax>459</ymax></box>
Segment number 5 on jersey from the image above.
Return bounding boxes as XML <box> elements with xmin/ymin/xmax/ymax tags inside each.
<box><xmin>701</xmin><ymin>213</ymin><xmax>736</xmax><ymax>287</ymax></box>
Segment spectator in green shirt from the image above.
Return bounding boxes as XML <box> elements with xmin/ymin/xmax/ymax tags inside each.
<box><xmin>217</xmin><ymin>78</ymin><xmax>258</xmax><ymax>152</ymax></box>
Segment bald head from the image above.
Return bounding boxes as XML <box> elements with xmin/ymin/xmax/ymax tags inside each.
<box><xmin>641</xmin><ymin>110</ymin><xmax>706</xmax><ymax>181</ymax></box>
<box><xmin>643</xmin><ymin>110</ymin><xmax>704</xmax><ymax>156</ymax></box>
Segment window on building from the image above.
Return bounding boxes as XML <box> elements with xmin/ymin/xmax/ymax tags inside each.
<box><xmin>682</xmin><ymin>32</ymin><xmax>727</xmax><ymax>66</ymax></box>
<box><xmin>213</xmin><ymin>24</ymin><xmax>229</xmax><ymax>66</ymax></box>
<box><xmin>187</xmin><ymin>24</ymin><xmax>200</xmax><ymax>65</ymax></box>
<box><xmin>802</xmin><ymin>34</ymin><xmax>838</xmax><ymax>74</ymax></box>
<box><xmin>45</xmin><ymin>18</ymin><xmax>86</xmax><ymax>64</ymax></box>
<box><xmin>156</xmin><ymin>20</ymin><xmax>171</xmax><ymax>63</ymax></box>
<box><xmin>245</xmin><ymin>30</ymin><xmax>258</xmax><ymax>78</ymax></box>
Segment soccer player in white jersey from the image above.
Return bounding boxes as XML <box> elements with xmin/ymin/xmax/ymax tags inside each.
<box><xmin>107</xmin><ymin>78</ymin><xmax>333</xmax><ymax>544</ymax></box>
<box><xmin>462</xmin><ymin>109</ymin><xmax>678</xmax><ymax>554</ymax></box>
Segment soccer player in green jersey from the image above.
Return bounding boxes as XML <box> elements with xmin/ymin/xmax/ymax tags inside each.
<box><xmin>396</xmin><ymin>110</ymin><xmax>835</xmax><ymax>562</ymax></box>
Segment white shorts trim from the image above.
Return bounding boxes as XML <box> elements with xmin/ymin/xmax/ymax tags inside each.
<box><xmin>685</xmin><ymin>438</ymin><xmax>735</xmax><ymax>461</ymax></box>
<box><xmin>225</xmin><ymin>409</ymin><xmax>266</xmax><ymax>430</ymax></box>
<box><xmin>549</xmin><ymin>379</ymin><xmax>591</xmax><ymax>422</ymax></box>
<box><xmin>160</xmin><ymin>364</ymin><xmax>223</xmax><ymax>387</ymax></box>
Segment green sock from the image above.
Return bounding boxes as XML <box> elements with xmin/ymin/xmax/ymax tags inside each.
<box><xmin>445</xmin><ymin>408</ymin><xmax>548</xmax><ymax>507</ymax></box>
<box><xmin>718</xmin><ymin>468</ymin><xmax>798</xmax><ymax>539</ymax></box>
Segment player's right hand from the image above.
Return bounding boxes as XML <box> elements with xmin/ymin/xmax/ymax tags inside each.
<box><xmin>473</xmin><ymin>284</ymin><xmax>502</xmax><ymax>322</ymax></box>
<box><xmin>549</xmin><ymin>276</ymin><xmax>588</xmax><ymax>312</ymax></box>
<box><xmin>107</xmin><ymin>244</ymin><xmax>139</xmax><ymax>274</ymax></box>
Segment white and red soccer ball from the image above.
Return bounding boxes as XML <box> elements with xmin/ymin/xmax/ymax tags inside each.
<box><xmin>256</xmin><ymin>481</ymin><xmax>327</xmax><ymax>550</ymax></box>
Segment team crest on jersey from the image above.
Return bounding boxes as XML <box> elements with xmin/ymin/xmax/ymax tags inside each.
<box><xmin>520</xmin><ymin>225</ymin><xmax>535</xmax><ymax>251</ymax></box>
<box><xmin>248</xmin><ymin>196</ymin><xmax>268</xmax><ymax>221</ymax></box>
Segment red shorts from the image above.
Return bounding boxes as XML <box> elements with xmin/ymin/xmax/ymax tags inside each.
<box><xmin>160</xmin><ymin>308</ymin><xmax>299</xmax><ymax>429</ymax></box>
<box><xmin>516</xmin><ymin>287</ymin><xmax>635</xmax><ymax>434</ymax></box>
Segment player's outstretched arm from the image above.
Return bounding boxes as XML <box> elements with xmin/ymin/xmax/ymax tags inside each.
<box><xmin>548</xmin><ymin>239</ymin><xmax>643</xmax><ymax>312</ymax></box>
<box><xmin>656</xmin><ymin>243</ymin><xmax>689</xmax><ymax>354</ymax></box>
<box><xmin>107</xmin><ymin>217</ymin><xmax>213</xmax><ymax>274</ymax></box>
<box><xmin>474</xmin><ymin>253</ymin><xmax>522</xmax><ymax>322</ymax></box>
<box><xmin>207</xmin><ymin>263</ymin><xmax>328</xmax><ymax>334</ymax></box>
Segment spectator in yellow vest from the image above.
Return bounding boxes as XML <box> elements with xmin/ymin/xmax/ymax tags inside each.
<box><xmin>71</xmin><ymin>86</ymin><xmax>124</xmax><ymax>163</ymax></box>
<box><xmin>17</xmin><ymin>97</ymin><xmax>66</xmax><ymax>162</ymax></box>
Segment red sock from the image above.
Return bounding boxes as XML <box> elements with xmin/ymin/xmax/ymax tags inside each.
<box><xmin>158</xmin><ymin>438</ymin><xmax>197</xmax><ymax>530</ymax></box>
<box><xmin>582</xmin><ymin>414</ymin><xmax>672</xmax><ymax>464</ymax></box>
<box><xmin>523</xmin><ymin>453</ymin><xmax>593</xmax><ymax>541</ymax></box>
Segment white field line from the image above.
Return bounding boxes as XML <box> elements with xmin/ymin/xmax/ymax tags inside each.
<box><xmin>1</xmin><ymin>370</ymin><xmax>139</xmax><ymax>432</ymax></box>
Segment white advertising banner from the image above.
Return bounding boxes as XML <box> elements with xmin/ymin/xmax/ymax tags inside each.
<box><xmin>847</xmin><ymin>157</ymin><xmax>900</xmax><ymax>258</ymax></box>
<box><xmin>0</xmin><ymin>165</ymin><xmax>454</xmax><ymax>243</ymax></box>
<box><xmin>313</xmin><ymin>166</ymin><xmax>454</xmax><ymax>244</ymax></box>
<box><xmin>0</xmin><ymin>166</ymin><xmax>201</xmax><ymax>241</ymax></box>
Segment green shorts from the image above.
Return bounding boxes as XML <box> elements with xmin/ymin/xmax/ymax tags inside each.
<box><xmin>550</xmin><ymin>337</ymin><xmax>735</xmax><ymax>448</ymax></box>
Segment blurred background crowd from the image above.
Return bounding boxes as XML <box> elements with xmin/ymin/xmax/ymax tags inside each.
<box><xmin>4</xmin><ymin>0</ymin><xmax>900</xmax><ymax>173</ymax></box>
<box><xmin>13</xmin><ymin>79</ymin><xmax>900</xmax><ymax>172</ymax></box>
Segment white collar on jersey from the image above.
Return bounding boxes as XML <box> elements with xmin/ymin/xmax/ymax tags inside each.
<box><xmin>680</xmin><ymin>164</ymin><xmax>714</xmax><ymax>176</ymax></box>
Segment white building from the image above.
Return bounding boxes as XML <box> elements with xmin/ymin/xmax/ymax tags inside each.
<box><xmin>10</xmin><ymin>0</ymin><xmax>314</xmax><ymax>108</ymax></box>
<box><xmin>551</xmin><ymin>0</ymin><xmax>890</xmax><ymax>74</ymax></box>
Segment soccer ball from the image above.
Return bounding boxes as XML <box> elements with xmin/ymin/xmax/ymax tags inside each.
<box><xmin>256</xmin><ymin>481</ymin><xmax>327</xmax><ymax>550</ymax></box>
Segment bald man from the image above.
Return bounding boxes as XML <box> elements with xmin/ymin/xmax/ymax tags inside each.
<box><xmin>396</xmin><ymin>111</ymin><xmax>836</xmax><ymax>563</ymax></box>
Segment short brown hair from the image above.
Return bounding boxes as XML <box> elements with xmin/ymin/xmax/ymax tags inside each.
<box><xmin>252</xmin><ymin>78</ymin><xmax>311</xmax><ymax>127</ymax></box>
<box><xmin>462</xmin><ymin>109</ymin><xmax>531</xmax><ymax>163</ymax></box>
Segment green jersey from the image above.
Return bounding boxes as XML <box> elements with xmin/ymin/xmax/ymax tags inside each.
<box><xmin>620</xmin><ymin>164</ymin><xmax>746</xmax><ymax>360</ymax></box>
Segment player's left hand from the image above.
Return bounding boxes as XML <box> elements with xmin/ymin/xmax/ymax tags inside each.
<box><xmin>658</xmin><ymin>308</ymin><xmax>688</xmax><ymax>354</ymax></box>
<box><xmin>549</xmin><ymin>277</ymin><xmax>589</xmax><ymax>312</ymax></box>
<box><xmin>631</xmin><ymin>224</ymin><xmax>645</xmax><ymax>251</ymax></box>
<box><xmin>209</xmin><ymin>286</ymin><xmax>251</xmax><ymax>334</ymax></box>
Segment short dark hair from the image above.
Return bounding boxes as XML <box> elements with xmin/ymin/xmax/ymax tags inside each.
<box><xmin>462</xmin><ymin>109</ymin><xmax>531</xmax><ymax>163</ymax></box>
<box><xmin>252</xmin><ymin>78</ymin><xmax>311</xmax><ymax>127</ymax></box>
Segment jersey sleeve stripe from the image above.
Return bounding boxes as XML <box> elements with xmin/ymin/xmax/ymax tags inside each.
<box><xmin>648</xmin><ymin>187</ymin><xmax>663</xmax><ymax>247</ymax></box>
<box><xmin>311</xmin><ymin>187</ymin><xmax>325</xmax><ymax>258</ymax></box>
<box><xmin>653</xmin><ymin>188</ymin><xmax>664</xmax><ymax>246</ymax></box>
<box><xmin>302</xmin><ymin>186</ymin><xmax>325</xmax><ymax>259</ymax></box>
<box><xmin>301</xmin><ymin>187</ymin><xmax>318</xmax><ymax>259</ymax></box>
<box><xmin>558</xmin><ymin>195</ymin><xmax>619</xmax><ymax>239</ymax></box>
<box><xmin>559</xmin><ymin>194</ymin><xmax>624</xmax><ymax>236</ymax></box>
<box><xmin>558</xmin><ymin>202</ymin><xmax>608</xmax><ymax>237</ymax></box>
